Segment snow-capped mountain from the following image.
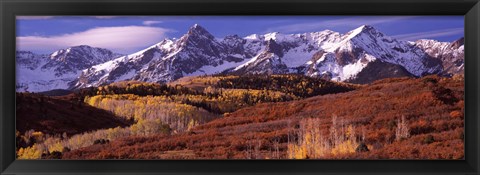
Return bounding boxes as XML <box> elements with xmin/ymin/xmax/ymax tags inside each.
<box><xmin>73</xmin><ymin>24</ymin><xmax>463</xmax><ymax>88</ymax></box>
<box><xmin>414</xmin><ymin>37</ymin><xmax>464</xmax><ymax>75</ymax></box>
<box><xmin>232</xmin><ymin>25</ymin><xmax>444</xmax><ymax>83</ymax></box>
<box><xmin>16</xmin><ymin>45</ymin><xmax>122</xmax><ymax>92</ymax></box>
<box><xmin>73</xmin><ymin>24</ymin><xmax>257</xmax><ymax>89</ymax></box>
<box><xmin>18</xmin><ymin>24</ymin><xmax>464</xmax><ymax>91</ymax></box>
<box><xmin>233</xmin><ymin>30</ymin><xmax>343</xmax><ymax>75</ymax></box>
<box><xmin>303</xmin><ymin>25</ymin><xmax>444</xmax><ymax>82</ymax></box>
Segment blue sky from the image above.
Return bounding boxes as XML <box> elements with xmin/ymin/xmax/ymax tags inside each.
<box><xmin>16</xmin><ymin>16</ymin><xmax>464</xmax><ymax>54</ymax></box>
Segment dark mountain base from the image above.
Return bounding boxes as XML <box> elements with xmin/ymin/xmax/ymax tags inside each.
<box><xmin>38</xmin><ymin>89</ymin><xmax>74</xmax><ymax>96</ymax></box>
<box><xmin>347</xmin><ymin>60</ymin><xmax>414</xmax><ymax>84</ymax></box>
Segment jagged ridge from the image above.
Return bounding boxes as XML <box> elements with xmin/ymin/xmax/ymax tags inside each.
<box><xmin>17</xmin><ymin>24</ymin><xmax>464</xmax><ymax>91</ymax></box>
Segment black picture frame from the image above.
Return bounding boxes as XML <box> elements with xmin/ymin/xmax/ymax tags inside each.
<box><xmin>1</xmin><ymin>0</ymin><xmax>479</xmax><ymax>174</ymax></box>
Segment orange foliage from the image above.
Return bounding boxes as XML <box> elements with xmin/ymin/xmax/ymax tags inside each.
<box><xmin>62</xmin><ymin>76</ymin><xmax>464</xmax><ymax>160</ymax></box>
<box><xmin>449</xmin><ymin>110</ymin><xmax>463</xmax><ymax>119</ymax></box>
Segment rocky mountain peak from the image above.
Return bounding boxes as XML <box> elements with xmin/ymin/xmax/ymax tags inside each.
<box><xmin>176</xmin><ymin>24</ymin><xmax>219</xmax><ymax>51</ymax></box>
<box><xmin>42</xmin><ymin>45</ymin><xmax>122</xmax><ymax>76</ymax></box>
<box><xmin>449</xmin><ymin>37</ymin><xmax>464</xmax><ymax>49</ymax></box>
<box><xmin>17</xmin><ymin>46</ymin><xmax>122</xmax><ymax>92</ymax></box>
<box><xmin>17</xmin><ymin>24</ymin><xmax>464</xmax><ymax>92</ymax></box>
<box><xmin>359</xmin><ymin>25</ymin><xmax>375</xmax><ymax>31</ymax></box>
<box><xmin>222</xmin><ymin>34</ymin><xmax>246</xmax><ymax>55</ymax></box>
<box><xmin>358</xmin><ymin>25</ymin><xmax>378</xmax><ymax>34</ymax></box>
<box><xmin>50</xmin><ymin>45</ymin><xmax>117</xmax><ymax>60</ymax></box>
<box><xmin>71</xmin><ymin>45</ymin><xmax>93</xmax><ymax>49</ymax></box>
<box><xmin>186</xmin><ymin>24</ymin><xmax>215</xmax><ymax>40</ymax></box>
<box><xmin>345</xmin><ymin>25</ymin><xmax>384</xmax><ymax>39</ymax></box>
<box><xmin>265</xmin><ymin>39</ymin><xmax>284</xmax><ymax>57</ymax></box>
<box><xmin>224</xmin><ymin>34</ymin><xmax>242</xmax><ymax>41</ymax></box>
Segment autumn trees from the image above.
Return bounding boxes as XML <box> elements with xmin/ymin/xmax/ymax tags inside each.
<box><xmin>64</xmin><ymin>75</ymin><xmax>464</xmax><ymax>159</ymax></box>
<box><xmin>215</xmin><ymin>74</ymin><xmax>358</xmax><ymax>98</ymax></box>
<box><xmin>18</xmin><ymin>74</ymin><xmax>464</xmax><ymax>160</ymax></box>
<box><xmin>84</xmin><ymin>94</ymin><xmax>218</xmax><ymax>132</ymax></box>
<box><xmin>286</xmin><ymin>116</ymin><xmax>361</xmax><ymax>159</ymax></box>
<box><xmin>395</xmin><ymin>116</ymin><xmax>410</xmax><ymax>141</ymax></box>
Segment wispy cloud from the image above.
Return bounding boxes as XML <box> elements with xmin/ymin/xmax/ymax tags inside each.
<box><xmin>143</xmin><ymin>20</ymin><xmax>163</xmax><ymax>26</ymax></box>
<box><xmin>16</xmin><ymin>16</ymin><xmax>55</xmax><ymax>20</ymax></box>
<box><xmin>266</xmin><ymin>16</ymin><xmax>416</xmax><ymax>34</ymax></box>
<box><xmin>392</xmin><ymin>28</ymin><xmax>464</xmax><ymax>41</ymax></box>
<box><xmin>17</xmin><ymin>26</ymin><xmax>172</xmax><ymax>54</ymax></box>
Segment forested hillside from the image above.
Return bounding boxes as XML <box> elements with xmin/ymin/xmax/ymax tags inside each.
<box><xmin>17</xmin><ymin>74</ymin><xmax>358</xmax><ymax>159</ymax></box>
<box><xmin>16</xmin><ymin>92</ymin><xmax>132</xmax><ymax>136</ymax></box>
<box><xmin>62</xmin><ymin>75</ymin><xmax>464</xmax><ymax>159</ymax></box>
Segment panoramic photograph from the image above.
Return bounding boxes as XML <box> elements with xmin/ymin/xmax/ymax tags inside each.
<box><xmin>15</xmin><ymin>16</ymin><xmax>464</xmax><ymax>159</ymax></box>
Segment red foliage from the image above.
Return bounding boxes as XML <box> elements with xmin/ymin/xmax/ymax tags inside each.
<box><xmin>63</xmin><ymin>76</ymin><xmax>464</xmax><ymax>160</ymax></box>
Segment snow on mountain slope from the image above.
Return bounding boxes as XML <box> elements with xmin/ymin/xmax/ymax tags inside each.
<box><xmin>303</xmin><ymin>30</ymin><xmax>343</xmax><ymax>50</ymax></box>
<box><xmin>74</xmin><ymin>24</ymin><xmax>461</xmax><ymax>88</ymax></box>
<box><xmin>306</xmin><ymin>25</ymin><xmax>443</xmax><ymax>82</ymax></box>
<box><xmin>414</xmin><ymin>39</ymin><xmax>451</xmax><ymax>58</ymax></box>
<box><xmin>308</xmin><ymin>52</ymin><xmax>379</xmax><ymax>81</ymax></box>
<box><xmin>16</xmin><ymin>46</ymin><xmax>122</xmax><ymax>92</ymax></box>
<box><xmin>16</xmin><ymin>51</ymin><xmax>60</xmax><ymax>92</ymax></box>
<box><xmin>233</xmin><ymin>30</ymin><xmax>344</xmax><ymax>74</ymax></box>
<box><xmin>18</xmin><ymin>24</ymin><xmax>464</xmax><ymax>91</ymax></box>
<box><xmin>414</xmin><ymin>37</ymin><xmax>464</xmax><ymax>75</ymax></box>
<box><xmin>44</xmin><ymin>45</ymin><xmax>122</xmax><ymax>76</ymax></box>
<box><xmin>74</xmin><ymin>24</ymin><xmax>254</xmax><ymax>88</ymax></box>
<box><xmin>233</xmin><ymin>25</ymin><xmax>443</xmax><ymax>83</ymax></box>
<box><xmin>16</xmin><ymin>51</ymin><xmax>45</xmax><ymax>70</ymax></box>
<box><xmin>74</xmin><ymin>40</ymin><xmax>174</xmax><ymax>88</ymax></box>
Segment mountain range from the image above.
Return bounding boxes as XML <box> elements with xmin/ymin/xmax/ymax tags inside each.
<box><xmin>16</xmin><ymin>46</ymin><xmax>122</xmax><ymax>92</ymax></box>
<box><xmin>16</xmin><ymin>24</ymin><xmax>464</xmax><ymax>92</ymax></box>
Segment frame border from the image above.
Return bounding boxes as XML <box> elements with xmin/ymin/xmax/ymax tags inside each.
<box><xmin>1</xmin><ymin>0</ymin><xmax>479</xmax><ymax>174</ymax></box>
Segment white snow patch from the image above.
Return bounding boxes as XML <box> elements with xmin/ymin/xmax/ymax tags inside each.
<box><xmin>281</xmin><ymin>45</ymin><xmax>316</xmax><ymax>67</ymax></box>
<box><xmin>16</xmin><ymin>66</ymin><xmax>77</xmax><ymax>92</ymax></box>
<box><xmin>341</xmin><ymin>54</ymin><xmax>376</xmax><ymax>80</ymax></box>
<box><xmin>116</xmin><ymin>70</ymin><xmax>136</xmax><ymax>81</ymax></box>
<box><xmin>186</xmin><ymin>59</ymin><xmax>250</xmax><ymax>76</ymax></box>
<box><xmin>234</xmin><ymin>49</ymin><xmax>265</xmax><ymax>71</ymax></box>
<box><xmin>244</xmin><ymin>34</ymin><xmax>260</xmax><ymax>40</ymax></box>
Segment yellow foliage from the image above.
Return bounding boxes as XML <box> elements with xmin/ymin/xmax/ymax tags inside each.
<box><xmin>84</xmin><ymin>94</ymin><xmax>216</xmax><ymax>133</ymax></box>
<box><xmin>32</xmin><ymin>131</ymin><xmax>43</xmax><ymax>138</ymax></box>
<box><xmin>187</xmin><ymin>119</ymin><xmax>198</xmax><ymax>131</ymax></box>
<box><xmin>331</xmin><ymin>140</ymin><xmax>358</xmax><ymax>156</ymax></box>
<box><xmin>48</xmin><ymin>142</ymin><xmax>64</xmax><ymax>153</ymax></box>
<box><xmin>287</xmin><ymin>116</ymin><xmax>359</xmax><ymax>159</ymax></box>
<box><xmin>17</xmin><ymin>144</ymin><xmax>43</xmax><ymax>159</ymax></box>
<box><xmin>287</xmin><ymin>143</ymin><xmax>307</xmax><ymax>159</ymax></box>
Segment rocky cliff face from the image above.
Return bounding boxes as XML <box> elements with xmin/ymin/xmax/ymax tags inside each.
<box><xmin>18</xmin><ymin>24</ymin><xmax>464</xmax><ymax>91</ymax></box>
<box><xmin>415</xmin><ymin>37</ymin><xmax>464</xmax><ymax>76</ymax></box>
<box><xmin>16</xmin><ymin>46</ymin><xmax>121</xmax><ymax>92</ymax></box>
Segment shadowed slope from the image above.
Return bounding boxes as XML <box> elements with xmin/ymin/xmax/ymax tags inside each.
<box><xmin>16</xmin><ymin>93</ymin><xmax>132</xmax><ymax>136</ymax></box>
